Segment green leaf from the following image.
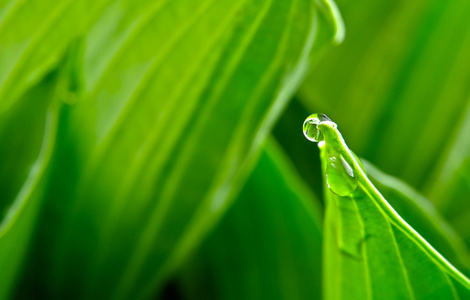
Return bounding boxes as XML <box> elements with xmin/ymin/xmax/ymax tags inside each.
<box><xmin>364</xmin><ymin>161</ymin><xmax>470</xmax><ymax>277</ymax></box>
<box><xmin>178</xmin><ymin>139</ymin><xmax>323</xmax><ymax>300</ymax></box>
<box><xmin>311</xmin><ymin>117</ymin><xmax>470</xmax><ymax>299</ymax></box>
<box><xmin>298</xmin><ymin>0</ymin><xmax>470</xmax><ymax>189</ymax></box>
<box><xmin>19</xmin><ymin>1</ymin><xmax>343</xmax><ymax>299</ymax></box>
<box><xmin>427</xmin><ymin>103</ymin><xmax>470</xmax><ymax>248</ymax></box>
<box><xmin>0</xmin><ymin>0</ymin><xmax>113</xmax><ymax>112</ymax></box>
<box><xmin>0</xmin><ymin>71</ymin><xmax>61</xmax><ymax>299</ymax></box>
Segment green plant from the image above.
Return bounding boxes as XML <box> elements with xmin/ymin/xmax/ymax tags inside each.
<box><xmin>1</xmin><ymin>0</ymin><xmax>470</xmax><ymax>299</ymax></box>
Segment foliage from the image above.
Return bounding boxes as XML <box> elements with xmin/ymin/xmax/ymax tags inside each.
<box><xmin>1</xmin><ymin>0</ymin><xmax>470</xmax><ymax>299</ymax></box>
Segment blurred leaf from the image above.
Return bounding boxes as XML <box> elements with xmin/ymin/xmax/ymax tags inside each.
<box><xmin>298</xmin><ymin>0</ymin><xmax>470</xmax><ymax>189</ymax></box>
<box><xmin>0</xmin><ymin>0</ymin><xmax>112</xmax><ymax>112</ymax></box>
<box><xmin>0</xmin><ymin>71</ymin><xmax>61</xmax><ymax>299</ymax></box>
<box><xmin>273</xmin><ymin>99</ymin><xmax>325</xmax><ymax>199</ymax></box>
<box><xmin>178</xmin><ymin>140</ymin><xmax>323</xmax><ymax>300</ymax></box>
<box><xmin>16</xmin><ymin>0</ymin><xmax>343</xmax><ymax>299</ymax></box>
<box><xmin>427</xmin><ymin>103</ymin><xmax>470</xmax><ymax>248</ymax></box>
<box><xmin>315</xmin><ymin>119</ymin><xmax>470</xmax><ymax>299</ymax></box>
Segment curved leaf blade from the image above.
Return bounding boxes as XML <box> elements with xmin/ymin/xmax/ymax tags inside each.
<box><xmin>427</xmin><ymin>103</ymin><xmax>470</xmax><ymax>248</ymax></box>
<box><xmin>178</xmin><ymin>139</ymin><xmax>323</xmax><ymax>300</ymax></box>
<box><xmin>316</xmin><ymin>119</ymin><xmax>470</xmax><ymax>299</ymax></box>
<box><xmin>364</xmin><ymin>161</ymin><xmax>470</xmax><ymax>276</ymax></box>
<box><xmin>0</xmin><ymin>73</ymin><xmax>61</xmax><ymax>299</ymax></box>
<box><xmin>21</xmin><ymin>1</ymin><xmax>343</xmax><ymax>299</ymax></box>
<box><xmin>0</xmin><ymin>0</ymin><xmax>113</xmax><ymax>112</ymax></box>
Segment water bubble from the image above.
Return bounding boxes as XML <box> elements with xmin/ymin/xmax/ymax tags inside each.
<box><xmin>302</xmin><ymin>113</ymin><xmax>332</xmax><ymax>142</ymax></box>
<box><xmin>326</xmin><ymin>154</ymin><xmax>358</xmax><ymax>196</ymax></box>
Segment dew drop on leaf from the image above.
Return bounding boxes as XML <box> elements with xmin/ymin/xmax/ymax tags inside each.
<box><xmin>326</xmin><ymin>154</ymin><xmax>358</xmax><ymax>196</ymax></box>
<box><xmin>302</xmin><ymin>113</ymin><xmax>356</xmax><ymax>196</ymax></box>
<box><xmin>302</xmin><ymin>113</ymin><xmax>332</xmax><ymax>142</ymax></box>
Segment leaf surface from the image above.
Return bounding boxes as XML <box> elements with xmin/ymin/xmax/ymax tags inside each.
<box><xmin>178</xmin><ymin>140</ymin><xmax>323</xmax><ymax>300</ymax></box>
<box><xmin>19</xmin><ymin>1</ymin><xmax>343</xmax><ymax>299</ymax></box>
<box><xmin>364</xmin><ymin>160</ymin><xmax>470</xmax><ymax>277</ymax></box>
<box><xmin>427</xmin><ymin>103</ymin><xmax>470</xmax><ymax>248</ymax></box>
<box><xmin>0</xmin><ymin>0</ymin><xmax>113</xmax><ymax>112</ymax></box>
<box><xmin>315</xmin><ymin>119</ymin><xmax>470</xmax><ymax>300</ymax></box>
<box><xmin>0</xmin><ymin>71</ymin><xmax>61</xmax><ymax>299</ymax></box>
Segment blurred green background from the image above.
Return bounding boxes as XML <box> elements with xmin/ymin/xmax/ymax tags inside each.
<box><xmin>0</xmin><ymin>0</ymin><xmax>469</xmax><ymax>299</ymax></box>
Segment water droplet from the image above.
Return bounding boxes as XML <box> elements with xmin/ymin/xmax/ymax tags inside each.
<box><xmin>326</xmin><ymin>154</ymin><xmax>358</xmax><ymax>196</ymax></box>
<box><xmin>302</xmin><ymin>113</ymin><xmax>332</xmax><ymax>142</ymax></box>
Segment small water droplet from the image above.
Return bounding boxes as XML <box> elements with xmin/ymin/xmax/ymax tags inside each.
<box><xmin>326</xmin><ymin>154</ymin><xmax>358</xmax><ymax>196</ymax></box>
<box><xmin>302</xmin><ymin>113</ymin><xmax>332</xmax><ymax>142</ymax></box>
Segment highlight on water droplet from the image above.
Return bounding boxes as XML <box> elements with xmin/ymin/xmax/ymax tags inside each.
<box><xmin>302</xmin><ymin>113</ymin><xmax>332</xmax><ymax>142</ymax></box>
<box><xmin>326</xmin><ymin>153</ymin><xmax>358</xmax><ymax>196</ymax></box>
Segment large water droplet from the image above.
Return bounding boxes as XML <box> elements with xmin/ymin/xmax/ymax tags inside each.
<box><xmin>326</xmin><ymin>154</ymin><xmax>358</xmax><ymax>196</ymax></box>
<box><xmin>302</xmin><ymin>113</ymin><xmax>332</xmax><ymax>142</ymax></box>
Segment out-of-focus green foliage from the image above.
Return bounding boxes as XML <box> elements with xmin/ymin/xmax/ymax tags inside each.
<box><xmin>1</xmin><ymin>0</ymin><xmax>470</xmax><ymax>299</ymax></box>
<box><xmin>178</xmin><ymin>140</ymin><xmax>323</xmax><ymax>300</ymax></box>
<box><xmin>0</xmin><ymin>0</ymin><xmax>341</xmax><ymax>299</ymax></box>
<box><xmin>0</xmin><ymin>0</ymin><xmax>111</xmax><ymax>112</ymax></box>
<box><xmin>0</xmin><ymin>73</ymin><xmax>60</xmax><ymax>300</ymax></box>
<box><xmin>428</xmin><ymin>105</ymin><xmax>470</xmax><ymax>248</ymax></box>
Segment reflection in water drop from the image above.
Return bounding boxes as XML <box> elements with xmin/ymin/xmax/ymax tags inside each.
<box><xmin>326</xmin><ymin>154</ymin><xmax>358</xmax><ymax>196</ymax></box>
<box><xmin>303</xmin><ymin>113</ymin><xmax>358</xmax><ymax>196</ymax></box>
<box><xmin>302</xmin><ymin>113</ymin><xmax>332</xmax><ymax>142</ymax></box>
